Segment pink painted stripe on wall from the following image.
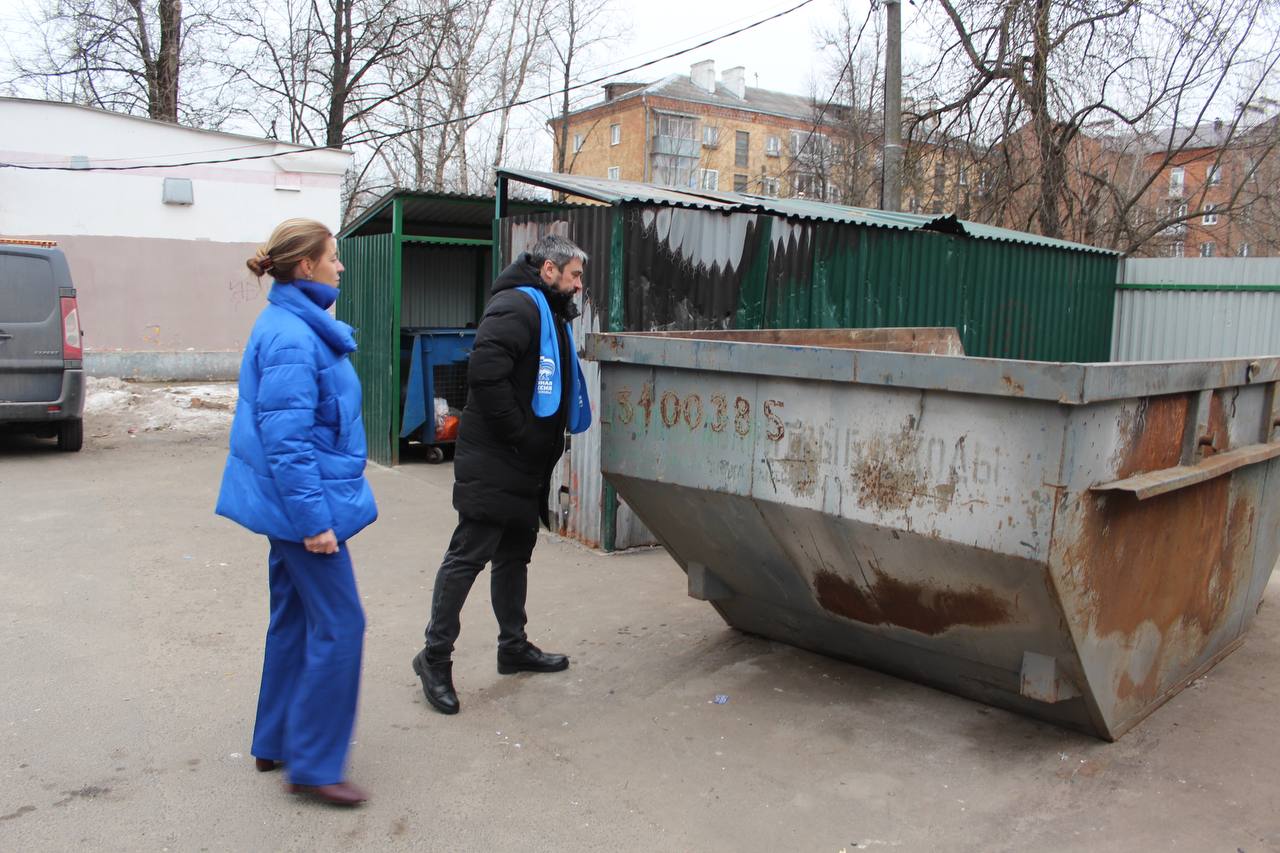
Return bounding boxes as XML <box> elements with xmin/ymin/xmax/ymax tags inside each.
<box><xmin>0</xmin><ymin>149</ymin><xmax>345</xmax><ymax>189</ymax></box>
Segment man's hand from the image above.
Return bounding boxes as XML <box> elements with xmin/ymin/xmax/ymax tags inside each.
<box><xmin>304</xmin><ymin>529</ymin><xmax>339</xmax><ymax>555</ymax></box>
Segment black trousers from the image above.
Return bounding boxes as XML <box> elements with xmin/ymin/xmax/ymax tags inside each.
<box><xmin>423</xmin><ymin>515</ymin><xmax>539</xmax><ymax>661</ymax></box>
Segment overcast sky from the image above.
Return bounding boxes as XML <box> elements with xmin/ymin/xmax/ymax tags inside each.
<box><xmin>597</xmin><ymin>0</ymin><xmax>846</xmax><ymax>98</ymax></box>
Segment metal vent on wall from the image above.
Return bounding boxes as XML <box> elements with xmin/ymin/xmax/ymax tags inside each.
<box><xmin>162</xmin><ymin>177</ymin><xmax>194</xmax><ymax>205</ymax></box>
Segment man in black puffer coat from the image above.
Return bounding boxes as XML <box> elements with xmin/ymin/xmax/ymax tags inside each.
<box><xmin>412</xmin><ymin>234</ymin><xmax>587</xmax><ymax>715</ymax></box>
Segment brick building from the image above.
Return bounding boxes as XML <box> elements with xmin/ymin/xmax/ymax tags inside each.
<box><xmin>552</xmin><ymin>60</ymin><xmax>843</xmax><ymax>199</ymax></box>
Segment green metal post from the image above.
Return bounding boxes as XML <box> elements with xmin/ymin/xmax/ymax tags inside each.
<box><xmin>493</xmin><ymin>176</ymin><xmax>509</xmax><ymax>282</ymax></box>
<box><xmin>601</xmin><ymin>207</ymin><xmax>625</xmax><ymax>551</ymax></box>
<box><xmin>391</xmin><ymin>196</ymin><xmax>404</xmax><ymax>465</ymax></box>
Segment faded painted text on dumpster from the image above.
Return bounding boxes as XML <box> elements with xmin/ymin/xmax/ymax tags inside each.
<box><xmin>615</xmin><ymin>383</ymin><xmax>786</xmax><ymax>441</ymax></box>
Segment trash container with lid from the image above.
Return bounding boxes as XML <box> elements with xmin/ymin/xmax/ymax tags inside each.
<box><xmin>586</xmin><ymin>327</ymin><xmax>1280</xmax><ymax>740</ymax></box>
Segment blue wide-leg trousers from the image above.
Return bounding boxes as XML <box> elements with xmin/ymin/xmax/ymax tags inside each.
<box><xmin>250</xmin><ymin>538</ymin><xmax>365</xmax><ymax>786</ymax></box>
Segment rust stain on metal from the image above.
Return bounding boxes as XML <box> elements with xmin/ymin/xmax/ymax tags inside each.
<box><xmin>775</xmin><ymin>434</ymin><xmax>820</xmax><ymax>497</ymax></box>
<box><xmin>851</xmin><ymin>420</ymin><xmax>926</xmax><ymax>511</ymax></box>
<box><xmin>814</xmin><ymin>567</ymin><xmax>1013</xmax><ymax>636</ymax></box>
<box><xmin>1204</xmin><ymin>393</ymin><xmax>1229</xmax><ymax>457</ymax></box>
<box><xmin>1001</xmin><ymin>375</ymin><xmax>1025</xmax><ymax>396</ymax></box>
<box><xmin>1073</xmin><ymin>480</ymin><xmax>1237</xmax><ymax>640</ymax></box>
<box><xmin>1068</xmin><ymin>475</ymin><xmax>1252</xmax><ymax>706</ymax></box>
<box><xmin>1114</xmin><ymin>394</ymin><xmax>1188</xmax><ymax>479</ymax></box>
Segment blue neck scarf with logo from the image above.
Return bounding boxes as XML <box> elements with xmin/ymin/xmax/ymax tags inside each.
<box><xmin>516</xmin><ymin>286</ymin><xmax>591</xmax><ymax>434</ymax></box>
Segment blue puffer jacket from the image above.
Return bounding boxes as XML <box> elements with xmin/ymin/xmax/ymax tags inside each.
<box><xmin>215</xmin><ymin>282</ymin><xmax>378</xmax><ymax>543</ymax></box>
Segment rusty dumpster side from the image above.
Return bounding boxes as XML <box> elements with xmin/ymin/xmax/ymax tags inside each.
<box><xmin>587</xmin><ymin>329</ymin><xmax>1280</xmax><ymax>739</ymax></box>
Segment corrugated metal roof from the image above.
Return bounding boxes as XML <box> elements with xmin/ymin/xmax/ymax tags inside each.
<box><xmin>498</xmin><ymin>169</ymin><xmax>1119</xmax><ymax>255</ymax></box>
<box><xmin>340</xmin><ymin>188</ymin><xmax>576</xmax><ymax>239</ymax></box>
<box><xmin>933</xmin><ymin>217</ymin><xmax>1118</xmax><ymax>255</ymax></box>
<box><xmin>497</xmin><ymin>169</ymin><xmax>746</xmax><ymax>212</ymax></box>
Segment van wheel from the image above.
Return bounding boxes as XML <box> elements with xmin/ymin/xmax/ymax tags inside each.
<box><xmin>57</xmin><ymin>419</ymin><xmax>83</xmax><ymax>452</ymax></box>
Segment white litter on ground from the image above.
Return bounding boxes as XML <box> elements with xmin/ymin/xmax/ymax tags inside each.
<box><xmin>84</xmin><ymin>377</ymin><xmax>237</xmax><ymax>436</ymax></box>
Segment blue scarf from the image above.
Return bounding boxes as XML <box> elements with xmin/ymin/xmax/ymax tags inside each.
<box><xmin>293</xmin><ymin>279</ymin><xmax>339</xmax><ymax>310</ymax></box>
<box><xmin>516</xmin><ymin>286</ymin><xmax>591</xmax><ymax>434</ymax></box>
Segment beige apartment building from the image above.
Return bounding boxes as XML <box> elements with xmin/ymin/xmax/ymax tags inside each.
<box><xmin>552</xmin><ymin>60</ymin><xmax>840</xmax><ymax>199</ymax></box>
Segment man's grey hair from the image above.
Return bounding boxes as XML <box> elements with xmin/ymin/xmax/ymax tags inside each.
<box><xmin>529</xmin><ymin>234</ymin><xmax>588</xmax><ymax>269</ymax></box>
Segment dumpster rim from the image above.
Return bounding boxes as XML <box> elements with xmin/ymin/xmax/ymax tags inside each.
<box><xmin>585</xmin><ymin>332</ymin><xmax>1280</xmax><ymax>405</ymax></box>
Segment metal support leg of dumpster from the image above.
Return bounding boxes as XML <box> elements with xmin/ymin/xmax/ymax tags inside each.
<box><xmin>687</xmin><ymin>563</ymin><xmax>733</xmax><ymax>602</ymax></box>
<box><xmin>1020</xmin><ymin>652</ymin><xmax>1081</xmax><ymax>704</ymax></box>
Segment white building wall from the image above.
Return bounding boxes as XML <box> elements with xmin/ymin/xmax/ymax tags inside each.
<box><xmin>0</xmin><ymin>98</ymin><xmax>352</xmax><ymax>376</ymax></box>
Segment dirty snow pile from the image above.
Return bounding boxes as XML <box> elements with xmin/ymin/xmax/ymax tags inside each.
<box><xmin>84</xmin><ymin>377</ymin><xmax>238</xmax><ymax>436</ymax></box>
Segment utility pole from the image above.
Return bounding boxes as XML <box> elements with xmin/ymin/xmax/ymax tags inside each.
<box><xmin>881</xmin><ymin>0</ymin><xmax>903</xmax><ymax>211</ymax></box>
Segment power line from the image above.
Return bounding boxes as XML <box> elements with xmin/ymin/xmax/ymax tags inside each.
<box><xmin>0</xmin><ymin>144</ymin><xmax>337</xmax><ymax>172</ymax></box>
<box><xmin>1</xmin><ymin>0</ymin><xmax>818</xmax><ymax>173</ymax></box>
<box><xmin>347</xmin><ymin>0</ymin><xmax>818</xmax><ymax>149</ymax></box>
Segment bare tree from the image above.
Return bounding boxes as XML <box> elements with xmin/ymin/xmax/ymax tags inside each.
<box><xmin>11</xmin><ymin>0</ymin><xmax>213</xmax><ymax>122</ymax></box>
<box><xmin>220</xmin><ymin>0</ymin><xmax>449</xmax><ymax>149</ymax></box>
<box><xmin>913</xmin><ymin>0</ymin><xmax>1280</xmax><ymax>251</ymax></box>
<box><xmin>545</xmin><ymin>0</ymin><xmax>624</xmax><ymax>178</ymax></box>
<box><xmin>487</xmin><ymin>0</ymin><xmax>553</xmax><ymax>181</ymax></box>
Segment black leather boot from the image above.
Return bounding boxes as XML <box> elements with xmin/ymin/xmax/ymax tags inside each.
<box><xmin>497</xmin><ymin>642</ymin><xmax>570</xmax><ymax>674</ymax></box>
<box><xmin>412</xmin><ymin>649</ymin><xmax>459</xmax><ymax>715</ymax></box>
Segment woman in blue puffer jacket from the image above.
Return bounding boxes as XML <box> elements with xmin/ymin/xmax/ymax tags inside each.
<box><xmin>216</xmin><ymin>218</ymin><xmax>377</xmax><ymax>807</ymax></box>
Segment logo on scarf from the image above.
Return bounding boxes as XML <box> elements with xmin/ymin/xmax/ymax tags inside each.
<box><xmin>537</xmin><ymin>355</ymin><xmax>556</xmax><ymax>396</ymax></box>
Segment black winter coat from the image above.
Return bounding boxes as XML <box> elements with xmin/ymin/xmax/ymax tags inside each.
<box><xmin>453</xmin><ymin>254</ymin><xmax>577</xmax><ymax>529</ymax></box>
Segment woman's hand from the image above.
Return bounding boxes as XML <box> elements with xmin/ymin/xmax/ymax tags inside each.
<box><xmin>304</xmin><ymin>529</ymin><xmax>339</xmax><ymax>555</ymax></box>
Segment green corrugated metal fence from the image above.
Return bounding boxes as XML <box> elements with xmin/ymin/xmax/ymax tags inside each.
<box><xmin>337</xmin><ymin>232</ymin><xmax>399</xmax><ymax>466</ymax></box>
<box><xmin>751</xmin><ymin>221</ymin><xmax>1116</xmax><ymax>362</ymax></box>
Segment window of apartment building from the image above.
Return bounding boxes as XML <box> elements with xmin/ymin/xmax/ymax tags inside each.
<box><xmin>958</xmin><ymin>166</ymin><xmax>969</xmax><ymax>186</ymax></box>
<box><xmin>793</xmin><ymin>173</ymin><xmax>822</xmax><ymax>199</ymax></box>
<box><xmin>908</xmin><ymin>197</ymin><xmax>920</xmax><ymax>213</ymax></box>
<box><xmin>1207</xmin><ymin>164</ymin><xmax>1222</xmax><ymax>186</ymax></box>
<box><xmin>1169</xmin><ymin>166</ymin><xmax>1185</xmax><ymax>195</ymax></box>
<box><xmin>699</xmin><ymin>168</ymin><xmax>719</xmax><ymax>191</ymax></box>
<box><xmin>789</xmin><ymin>130</ymin><xmax>803</xmax><ymax>156</ymax></box>
<box><xmin>762</xmin><ymin>176</ymin><xmax>780</xmax><ymax>196</ymax></box>
<box><xmin>735</xmin><ymin>131</ymin><xmax>750</xmax><ymax>168</ymax></box>
<box><xmin>702</xmin><ymin>125</ymin><xmax>719</xmax><ymax>147</ymax></box>
<box><xmin>1176</xmin><ymin>202</ymin><xmax>1189</xmax><ymax>219</ymax></box>
<box><xmin>608</xmin><ymin>166</ymin><xmax>620</xmax><ymax>181</ymax></box>
<box><xmin>573</xmin><ymin>133</ymin><xmax>584</xmax><ymax>153</ymax></box>
<box><xmin>1202</xmin><ymin>203</ymin><xmax>1218</xmax><ymax>226</ymax></box>
<box><xmin>610</xmin><ymin>124</ymin><xmax>621</xmax><ymax>146</ymax></box>
<box><xmin>765</xmin><ymin>136</ymin><xmax>781</xmax><ymax>157</ymax></box>
<box><xmin>658</xmin><ymin>114</ymin><xmax>696</xmax><ymax>140</ymax></box>
<box><xmin>1171</xmin><ymin>241</ymin><xmax>1185</xmax><ymax>258</ymax></box>
<box><xmin>652</xmin><ymin>114</ymin><xmax>699</xmax><ymax>188</ymax></box>
<box><xmin>1200</xmin><ymin>241</ymin><xmax>1215</xmax><ymax>257</ymax></box>
<box><xmin>1238</xmin><ymin>243</ymin><xmax>1251</xmax><ymax>257</ymax></box>
<box><xmin>733</xmin><ymin>174</ymin><xmax>748</xmax><ymax>192</ymax></box>
<box><xmin>931</xmin><ymin>200</ymin><xmax>944</xmax><ymax>215</ymax></box>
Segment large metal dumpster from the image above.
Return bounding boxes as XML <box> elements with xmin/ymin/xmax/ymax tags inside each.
<box><xmin>586</xmin><ymin>327</ymin><xmax>1280</xmax><ymax>740</ymax></box>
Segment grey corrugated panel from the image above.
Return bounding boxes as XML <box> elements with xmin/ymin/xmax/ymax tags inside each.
<box><xmin>401</xmin><ymin>244</ymin><xmax>483</xmax><ymax>327</ymax></box>
<box><xmin>1113</xmin><ymin>259</ymin><xmax>1280</xmax><ymax>360</ymax></box>
<box><xmin>1112</xmin><ymin>289</ymin><xmax>1280</xmax><ymax>360</ymax></box>
<box><xmin>1121</xmin><ymin>257</ymin><xmax>1280</xmax><ymax>287</ymax></box>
